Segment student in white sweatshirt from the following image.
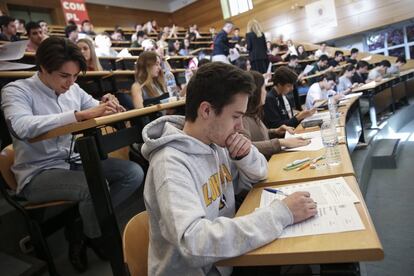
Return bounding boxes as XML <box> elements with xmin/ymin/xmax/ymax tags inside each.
<box><xmin>141</xmin><ymin>62</ymin><xmax>317</xmax><ymax>276</ymax></box>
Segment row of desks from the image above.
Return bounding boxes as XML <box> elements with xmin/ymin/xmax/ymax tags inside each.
<box><xmin>27</xmin><ymin>93</ymin><xmax>381</xmax><ymax>274</ymax></box>
<box><xmin>352</xmin><ymin>69</ymin><xmax>414</xmax><ymax>128</ymax></box>
<box><xmin>219</xmin><ymin>94</ymin><xmax>383</xmax><ymax>269</ymax></box>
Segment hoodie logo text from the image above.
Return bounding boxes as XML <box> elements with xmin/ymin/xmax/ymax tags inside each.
<box><xmin>202</xmin><ymin>164</ymin><xmax>232</xmax><ymax>207</ymax></box>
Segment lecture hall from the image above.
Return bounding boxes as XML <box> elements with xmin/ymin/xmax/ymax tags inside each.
<box><xmin>0</xmin><ymin>0</ymin><xmax>413</xmax><ymax>275</ymax></box>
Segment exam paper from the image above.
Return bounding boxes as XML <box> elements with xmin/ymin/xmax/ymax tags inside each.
<box><xmin>0</xmin><ymin>40</ymin><xmax>29</xmax><ymax>61</ymax></box>
<box><xmin>259</xmin><ymin>177</ymin><xmax>360</xmax><ymax>207</ymax></box>
<box><xmin>343</xmin><ymin>92</ymin><xmax>363</xmax><ymax>99</ymax></box>
<box><xmin>280</xmin><ymin>203</ymin><xmax>365</xmax><ymax>238</ymax></box>
<box><xmin>301</xmin><ymin>111</ymin><xmax>331</xmax><ymax>123</ymax></box>
<box><xmin>229</xmin><ymin>48</ymin><xmax>240</xmax><ymax>62</ymax></box>
<box><xmin>303</xmin><ymin>64</ymin><xmax>314</xmax><ymax>75</ymax></box>
<box><xmin>259</xmin><ymin>177</ymin><xmax>364</xmax><ymax>238</ymax></box>
<box><xmin>284</xmin><ymin>130</ymin><xmax>324</xmax><ymax>151</ymax></box>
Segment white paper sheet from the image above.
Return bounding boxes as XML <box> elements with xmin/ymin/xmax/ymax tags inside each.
<box><xmin>0</xmin><ymin>40</ymin><xmax>29</xmax><ymax>61</ymax></box>
<box><xmin>284</xmin><ymin>130</ymin><xmax>324</xmax><ymax>151</ymax></box>
<box><xmin>343</xmin><ymin>92</ymin><xmax>363</xmax><ymax>99</ymax></box>
<box><xmin>229</xmin><ymin>48</ymin><xmax>240</xmax><ymax>62</ymax></box>
<box><xmin>259</xmin><ymin>177</ymin><xmax>364</xmax><ymax>238</ymax></box>
<box><xmin>259</xmin><ymin>177</ymin><xmax>359</xmax><ymax>207</ymax></box>
<box><xmin>280</xmin><ymin>203</ymin><xmax>364</xmax><ymax>238</ymax></box>
<box><xmin>0</xmin><ymin>61</ymin><xmax>35</xmax><ymax>71</ymax></box>
<box><xmin>266</xmin><ymin>62</ymin><xmax>272</xmax><ymax>73</ymax></box>
<box><xmin>303</xmin><ymin>64</ymin><xmax>314</xmax><ymax>75</ymax></box>
<box><xmin>301</xmin><ymin>111</ymin><xmax>331</xmax><ymax>123</ymax></box>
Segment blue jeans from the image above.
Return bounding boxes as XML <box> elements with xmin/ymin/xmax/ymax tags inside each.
<box><xmin>22</xmin><ymin>158</ymin><xmax>144</xmax><ymax>238</ymax></box>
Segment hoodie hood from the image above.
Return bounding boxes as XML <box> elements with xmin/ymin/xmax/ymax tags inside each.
<box><xmin>141</xmin><ymin>115</ymin><xmax>215</xmax><ymax>160</ymax></box>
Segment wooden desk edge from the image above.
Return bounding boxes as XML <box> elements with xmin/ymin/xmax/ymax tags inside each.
<box><xmin>30</xmin><ymin>100</ymin><xmax>185</xmax><ymax>142</ymax></box>
<box><xmin>217</xmin><ymin>176</ymin><xmax>383</xmax><ymax>266</ymax></box>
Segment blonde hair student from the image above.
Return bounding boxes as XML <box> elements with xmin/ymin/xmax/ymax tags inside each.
<box><xmin>247</xmin><ymin>19</ymin><xmax>263</xmax><ymax>37</ymax></box>
<box><xmin>131</xmin><ymin>51</ymin><xmax>166</xmax><ymax>109</ymax></box>
<box><xmin>77</xmin><ymin>38</ymin><xmax>103</xmax><ymax>71</ymax></box>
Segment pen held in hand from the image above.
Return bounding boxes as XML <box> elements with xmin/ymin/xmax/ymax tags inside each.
<box><xmin>264</xmin><ymin>188</ymin><xmax>289</xmax><ymax>197</ymax></box>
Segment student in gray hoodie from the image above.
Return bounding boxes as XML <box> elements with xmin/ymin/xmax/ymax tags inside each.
<box><xmin>141</xmin><ymin>62</ymin><xmax>318</xmax><ymax>276</ymax></box>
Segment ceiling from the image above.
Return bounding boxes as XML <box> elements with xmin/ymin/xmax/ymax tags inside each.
<box><xmin>85</xmin><ymin>0</ymin><xmax>197</xmax><ymax>13</ymax></box>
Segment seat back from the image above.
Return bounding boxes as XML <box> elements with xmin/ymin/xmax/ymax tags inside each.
<box><xmin>123</xmin><ymin>211</ymin><xmax>149</xmax><ymax>276</ymax></box>
<box><xmin>0</xmin><ymin>144</ymin><xmax>17</xmax><ymax>191</ymax></box>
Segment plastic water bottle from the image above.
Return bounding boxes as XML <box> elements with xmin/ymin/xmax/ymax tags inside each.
<box><xmin>320</xmin><ymin>121</ymin><xmax>341</xmax><ymax>166</ymax></box>
<box><xmin>165</xmin><ymin>69</ymin><xmax>178</xmax><ymax>99</ymax></box>
<box><xmin>328</xmin><ymin>94</ymin><xmax>338</xmax><ymax>126</ymax></box>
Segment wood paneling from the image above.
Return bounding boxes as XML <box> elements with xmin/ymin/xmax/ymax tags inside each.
<box><xmin>2</xmin><ymin>0</ymin><xmax>171</xmax><ymax>27</ymax></box>
<box><xmin>171</xmin><ymin>0</ymin><xmax>223</xmax><ymax>29</ymax></box>
<box><xmin>86</xmin><ymin>3</ymin><xmax>171</xmax><ymax>29</ymax></box>
<box><xmin>185</xmin><ymin>0</ymin><xmax>414</xmax><ymax>43</ymax></box>
<box><xmin>2</xmin><ymin>0</ymin><xmax>65</xmax><ymax>24</ymax></box>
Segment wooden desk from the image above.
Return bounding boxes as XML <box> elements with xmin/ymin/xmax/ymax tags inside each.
<box><xmin>218</xmin><ymin>176</ymin><xmax>383</xmax><ymax>266</ymax></box>
<box><xmin>190</xmin><ymin>47</ymin><xmax>212</xmax><ymax>55</ymax></box>
<box><xmin>261</xmin><ymin>144</ymin><xmax>355</xmax><ymax>186</ymax></box>
<box><xmin>30</xmin><ymin>100</ymin><xmax>185</xmax><ymax>142</ymax></box>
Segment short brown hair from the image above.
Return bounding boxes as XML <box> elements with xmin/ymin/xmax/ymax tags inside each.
<box><xmin>185</xmin><ymin>62</ymin><xmax>255</xmax><ymax>122</ymax></box>
<box><xmin>36</xmin><ymin>37</ymin><xmax>87</xmax><ymax>74</ymax></box>
<box><xmin>272</xmin><ymin>66</ymin><xmax>298</xmax><ymax>86</ymax></box>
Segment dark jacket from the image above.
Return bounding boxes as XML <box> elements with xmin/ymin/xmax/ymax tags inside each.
<box><xmin>212</xmin><ymin>30</ymin><xmax>231</xmax><ymax>56</ymax></box>
<box><xmin>246</xmin><ymin>32</ymin><xmax>268</xmax><ymax>61</ymax></box>
<box><xmin>0</xmin><ymin>33</ymin><xmax>19</xmax><ymax>42</ymax></box>
<box><xmin>352</xmin><ymin>71</ymin><xmax>367</xmax><ymax>84</ymax></box>
<box><xmin>263</xmin><ymin>88</ymin><xmax>299</xmax><ymax>128</ymax></box>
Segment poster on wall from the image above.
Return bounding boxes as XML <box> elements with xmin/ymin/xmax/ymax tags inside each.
<box><xmin>60</xmin><ymin>0</ymin><xmax>90</xmax><ymax>25</ymax></box>
<box><xmin>305</xmin><ymin>0</ymin><xmax>337</xmax><ymax>30</ymax></box>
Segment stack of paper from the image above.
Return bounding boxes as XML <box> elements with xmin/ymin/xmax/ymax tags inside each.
<box><xmin>301</xmin><ymin>111</ymin><xmax>331</xmax><ymax>123</ymax></box>
<box><xmin>284</xmin><ymin>130</ymin><xmax>324</xmax><ymax>151</ymax></box>
<box><xmin>0</xmin><ymin>40</ymin><xmax>35</xmax><ymax>71</ymax></box>
<box><xmin>259</xmin><ymin>177</ymin><xmax>365</xmax><ymax>238</ymax></box>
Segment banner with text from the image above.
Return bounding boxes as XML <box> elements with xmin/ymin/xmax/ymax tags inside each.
<box><xmin>60</xmin><ymin>0</ymin><xmax>90</xmax><ymax>25</ymax></box>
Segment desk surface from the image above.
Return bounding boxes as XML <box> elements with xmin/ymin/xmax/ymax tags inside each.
<box><xmin>261</xmin><ymin>144</ymin><xmax>355</xmax><ymax>186</ymax></box>
<box><xmin>218</xmin><ymin>176</ymin><xmax>383</xmax><ymax>266</ymax></box>
<box><xmin>30</xmin><ymin>99</ymin><xmax>186</xmax><ymax>142</ymax></box>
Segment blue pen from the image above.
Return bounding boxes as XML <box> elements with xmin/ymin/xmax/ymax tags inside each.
<box><xmin>264</xmin><ymin>188</ymin><xmax>289</xmax><ymax>197</ymax></box>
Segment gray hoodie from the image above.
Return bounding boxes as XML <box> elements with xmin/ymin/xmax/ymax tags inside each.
<box><xmin>142</xmin><ymin>115</ymin><xmax>293</xmax><ymax>276</ymax></box>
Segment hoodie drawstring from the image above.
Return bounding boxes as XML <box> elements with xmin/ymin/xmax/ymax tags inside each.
<box><xmin>212</xmin><ymin>145</ymin><xmax>228</xmax><ymax>208</ymax></box>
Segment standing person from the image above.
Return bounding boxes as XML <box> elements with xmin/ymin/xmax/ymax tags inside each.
<box><xmin>212</xmin><ymin>21</ymin><xmax>234</xmax><ymax>64</ymax></box>
<box><xmin>246</xmin><ymin>19</ymin><xmax>269</xmax><ymax>74</ymax></box>
<box><xmin>25</xmin><ymin>21</ymin><xmax>47</xmax><ymax>53</ymax></box>
<box><xmin>264</xmin><ymin>66</ymin><xmax>315</xmax><ymax>128</ymax></box>
<box><xmin>1</xmin><ymin>37</ymin><xmax>144</xmax><ymax>272</ymax></box>
<box><xmin>141</xmin><ymin>62</ymin><xmax>317</xmax><ymax>275</ymax></box>
<box><xmin>0</xmin><ymin>16</ymin><xmax>19</xmax><ymax>41</ymax></box>
<box><xmin>77</xmin><ymin>38</ymin><xmax>103</xmax><ymax>71</ymax></box>
<box><xmin>241</xmin><ymin>71</ymin><xmax>311</xmax><ymax>159</ymax></box>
